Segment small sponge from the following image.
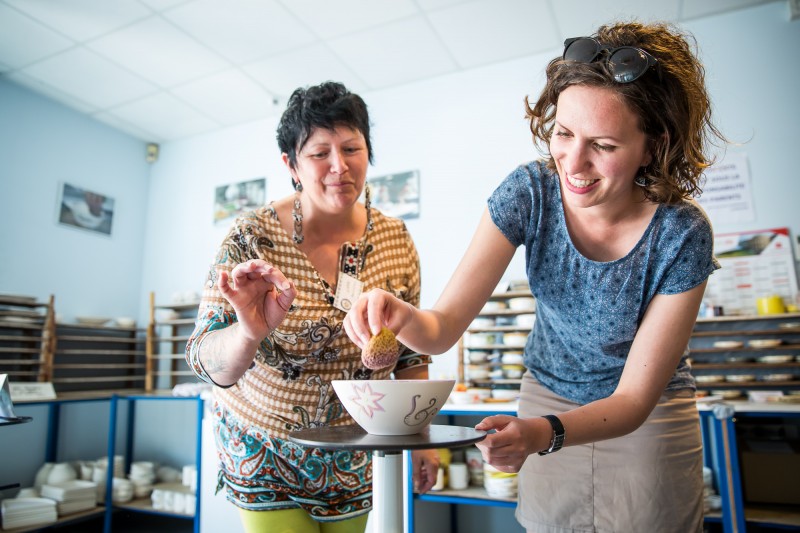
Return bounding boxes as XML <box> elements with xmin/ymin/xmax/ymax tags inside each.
<box><xmin>361</xmin><ymin>327</ymin><xmax>400</xmax><ymax>370</ymax></box>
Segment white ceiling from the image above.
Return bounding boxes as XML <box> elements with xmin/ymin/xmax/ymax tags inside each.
<box><xmin>0</xmin><ymin>0</ymin><xmax>782</xmax><ymax>143</ymax></box>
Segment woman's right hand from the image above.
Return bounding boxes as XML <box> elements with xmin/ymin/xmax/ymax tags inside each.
<box><xmin>217</xmin><ymin>259</ymin><xmax>297</xmax><ymax>343</ymax></box>
<box><xmin>343</xmin><ymin>288</ymin><xmax>412</xmax><ymax>349</ymax></box>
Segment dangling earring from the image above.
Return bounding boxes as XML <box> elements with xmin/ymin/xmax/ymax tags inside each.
<box><xmin>292</xmin><ymin>180</ymin><xmax>304</xmax><ymax>244</ymax></box>
<box><xmin>634</xmin><ymin>167</ymin><xmax>649</xmax><ymax>187</ymax></box>
<box><xmin>364</xmin><ymin>183</ymin><xmax>374</xmax><ymax>232</ymax></box>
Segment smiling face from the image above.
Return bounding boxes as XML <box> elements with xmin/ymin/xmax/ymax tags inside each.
<box><xmin>550</xmin><ymin>85</ymin><xmax>652</xmax><ymax>212</ymax></box>
<box><xmin>285</xmin><ymin>125</ymin><xmax>369</xmax><ymax>217</ymax></box>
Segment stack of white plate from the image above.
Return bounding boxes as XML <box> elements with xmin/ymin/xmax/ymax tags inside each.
<box><xmin>40</xmin><ymin>480</ymin><xmax>97</xmax><ymax>515</ymax></box>
<box><xmin>1</xmin><ymin>497</ymin><xmax>58</xmax><ymax>529</ymax></box>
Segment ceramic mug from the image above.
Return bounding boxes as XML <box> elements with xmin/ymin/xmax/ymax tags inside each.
<box><xmin>756</xmin><ymin>295</ymin><xmax>785</xmax><ymax>315</ymax></box>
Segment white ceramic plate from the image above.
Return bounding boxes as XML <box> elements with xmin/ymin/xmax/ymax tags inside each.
<box><xmin>725</xmin><ymin>374</ymin><xmax>755</xmax><ymax>383</ymax></box>
<box><xmin>760</xmin><ymin>373</ymin><xmax>794</xmax><ymax>382</ymax></box>
<box><xmin>75</xmin><ymin>316</ymin><xmax>110</xmax><ymax>326</ymax></box>
<box><xmin>757</xmin><ymin>355</ymin><xmax>794</xmax><ymax>364</ymax></box>
<box><xmin>748</xmin><ymin>339</ymin><xmax>782</xmax><ymax>348</ymax></box>
<box><xmin>713</xmin><ymin>340</ymin><xmax>743</xmax><ymax>349</ymax></box>
<box><xmin>695</xmin><ymin>375</ymin><xmax>725</xmax><ymax>383</ymax></box>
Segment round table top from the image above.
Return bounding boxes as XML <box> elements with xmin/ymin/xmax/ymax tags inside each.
<box><xmin>288</xmin><ymin>424</ymin><xmax>487</xmax><ymax>452</ymax></box>
<box><xmin>0</xmin><ymin>415</ymin><xmax>33</xmax><ymax>427</ymax></box>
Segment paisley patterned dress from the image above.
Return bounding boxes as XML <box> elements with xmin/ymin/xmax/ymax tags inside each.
<box><xmin>185</xmin><ymin>205</ymin><xmax>429</xmax><ymax>521</ymax></box>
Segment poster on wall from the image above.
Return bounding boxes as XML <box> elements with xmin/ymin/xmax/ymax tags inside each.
<box><xmin>703</xmin><ymin>227</ymin><xmax>799</xmax><ymax>316</ymax></box>
<box><xmin>213</xmin><ymin>177</ymin><xmax>266</xmax><ymax>225</ymax></box>
<box><xmin>695</xmin><ymin>152</ymin><xmax>755</xmax><ymax>225</ymax></box>
<box><xmin>367</xmin><ymin>170</ymin><xmax>420</xmax><ymax>220</ymax></box>
<box><xmin>57</xmin><ymin>182</ymin><xmax>114</xmax><ymax>236</ymax></box>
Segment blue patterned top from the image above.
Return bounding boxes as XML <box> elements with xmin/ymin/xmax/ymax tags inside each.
<box><xmin>488</xmin><ymin>161</ymin><xmax>720</xmax><ymax>404</ymax></box>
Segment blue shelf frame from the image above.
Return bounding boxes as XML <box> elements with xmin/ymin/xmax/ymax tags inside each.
<box><xmin>104</xmin><ymin>394</ymin><xmax>204</xmax><ymax>533</ymax></box>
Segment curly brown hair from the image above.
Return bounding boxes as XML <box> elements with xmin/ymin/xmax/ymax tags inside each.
<box><xmin>527</xmin><ymin>21</ymin><xmax>726</xmax><ymax>204</ymax></box>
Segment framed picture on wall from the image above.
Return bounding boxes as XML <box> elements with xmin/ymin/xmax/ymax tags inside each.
<box><xmin>367</xmin><ymin>170</ymin><xmax>420</xmax><ymax>220</ymax></box>
<box><xmin>57</xmin><ymin>182</ymin><xmax>114</xmax><ymax>236</ymax></box>
<box><xmin>214</xmin><ymin>177</ymin><xmax>266</xmax><ymax>225</ymax></box>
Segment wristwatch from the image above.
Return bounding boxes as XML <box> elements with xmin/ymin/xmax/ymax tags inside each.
<box><xmin>538</xmin><ymin>414</ymin><xmax>565</xmax><ymax>456</ymax></box>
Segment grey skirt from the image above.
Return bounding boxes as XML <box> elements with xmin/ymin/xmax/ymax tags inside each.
<box><xmin>515</xmin><ymin>373</ymin><xmax>704</xmax><ymax>533</ymax></box>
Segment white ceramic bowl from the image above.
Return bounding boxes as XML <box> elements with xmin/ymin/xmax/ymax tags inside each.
<box><xmin>491</xmin><ymin>389</ymin><xmax>519</xmax><ymax>401</ymax></box>
<box><xmin>515</xmin><ymin>314</ymin><xmax>536</xmax><ymax>327</ymax></box>
<box><xmin>115</xmin><ymin>317</ymin><xmax>136</xmax><ymax>327</ymax></box>
<box><xmin>332</xmin><ymin>379</ymin><xmax>455</xmax><ymax>436</ymax></box>
<box><xmin>467</xmin><ymin>365</ymin><xmax>490</xmax><ymax>380</ymax></box>
<box><xmin>502</xmin><ymin>332</ymin><xmax>527</xmax><ymax>347</ymax></box>
<box><xmin>508</xmin><ymin>297</ymin><xmax>536</xmax><ymax>311</ymax></box>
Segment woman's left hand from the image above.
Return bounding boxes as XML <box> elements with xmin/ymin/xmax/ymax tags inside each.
<box><xmin>474</xmin><ymin>415</ymin><xmax>537</xmax><ymax>473</ymax></box>
<box><xmin>411</xmin><ymin>448</ymin><xmax>440</xmax><ymax>494</ymax></box>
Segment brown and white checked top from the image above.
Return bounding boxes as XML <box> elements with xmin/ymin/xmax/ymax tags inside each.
<box><xmin>186</xmin><ymin>204</ymin><xmax>431</xmax><ymax>440</ymax></box>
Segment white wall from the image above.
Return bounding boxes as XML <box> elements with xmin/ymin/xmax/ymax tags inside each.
<box><xmin>140</xmin><ymin>2</ymin><xmax>800</xmax><ymax>380</ymax></box>
<box><xmin>0</xmin><ymin>79</ymin><xmax>151</xmax><ymax>323</ymax></box>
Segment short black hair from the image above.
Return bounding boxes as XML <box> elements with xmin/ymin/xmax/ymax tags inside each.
<box><xmin>276</xmin><ymin>81</ymin><xmax>374</xmax><ymax>179</ymax></box>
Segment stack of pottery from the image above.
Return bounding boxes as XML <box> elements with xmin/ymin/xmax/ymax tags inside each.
<box><xmin>1</xmin><ymin>497</ymin><xmax>57</xmax><ymax>529</ymax></box>
<box><xmin>129</xmin><ymin>461</ymin><xmax>156</xmax><ymax>498</ymax></box>
<box><xmin>40</xmin><ymin>480</ymin><xmax>97</xmax><ymax>515</ymax></box>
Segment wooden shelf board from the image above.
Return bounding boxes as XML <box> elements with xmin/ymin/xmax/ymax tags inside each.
<box><xmin>57</xmin><ymin>335</ymin><xmax>144</xmax><ymax>344</ymax></box>
<box><xmin>0</xmin><ymin>348</ymin><xmax>43</xmax><ymax>354</ymax></box>
<box><xmin>0</xmin><ymin>360</ymin><xmax>41</xmax><ymax>365</ymax></box>
<box><xmin>745</xmin><ymin>504</ymin><xmax>800</xmax><ymax>527</ymax></box>
<box><xmin>692</xmin><ymin>362</ymin><xmax>799</xmax><ymax>370</ymax></box>
<box><xmin>55</xmin><ymin>349</ymin><xmax>145</xmax><ymax>356</ymax></box>
<box><xmin>150</xmin><ymin>354</ymin><xmax>187</xmax><ymax>360</ymax></box>
<box><xmin>150</xmin><ymin>371</ymin><xmax>194</xmax><ymax>376</ymax></box>
<box><xmin>0</xmin><ymin>335</ymin><xmax>44</xmax><ymax>342</ymax></box>
<box><xmin>113</xmin><ymin>495</ymin><xmax>194</xmax><ymax>519</ymax></box>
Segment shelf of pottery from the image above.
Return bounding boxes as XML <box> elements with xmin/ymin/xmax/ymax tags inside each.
<box><xmin>457</xmin><ymin>284</ymin><xmax>536</xmax><ymax>403</ymax></box>
<box><xmin>688</xmin><ymin>312</ymin><xmax>800</xmax><ymax>402</ymax></box>
<box><xmin>146</xmin><ymin>292</ymin><xmax>200</xmax><ymax>393</ymax></box>
<box><xmin>0</xmin><ymin>294</ymin><xmax>56</xmax><ymax>384</ymax></box>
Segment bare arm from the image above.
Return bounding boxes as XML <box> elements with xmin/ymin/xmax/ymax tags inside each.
<box><xmin>191</xmin><ymin>260</ymin><xmax>297</xmax><ymax>387</ymax></box>
<box><xmin>476</xmin><ymin>281</ymin><xmax>707</xmax><ymax>470</ymax></box>
<box><xmin>344</xmin><ymin>209</ymin><xmax>516</xmax><ymax>354</ymax></box>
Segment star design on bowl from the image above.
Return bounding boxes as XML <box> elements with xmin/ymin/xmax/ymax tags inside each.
<box><xmin>349</xmin><ymin>383</ymin><xmax>386</xmax><ymax>418</ymax></box>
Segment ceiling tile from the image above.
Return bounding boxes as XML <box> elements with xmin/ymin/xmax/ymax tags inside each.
<box><xmin>87</xmin><ymin>16</ymin><xmax>230</xmax><ymax>88</ymax></box>
<box><xmin>681</xmin><ymin>0</ymin><xmax>774</xmax><ymax>20</ymax></box>
<box><xmin>0</xmin><ymin>3</ymin><xmax>75</xmax><ymax>68</ymax></box>
<box><xmin>19</xmin><ymin>47</ymin><xmax>158</xmax><ymax>109</ymax></box>
<box><xmin>327</xmin><ymin>16</ymin><xmax>458</xmax><ymax>89</ymax></box>
<box><xmin>4</xmin><ymin>0</ymin><xmax>150</xmax><ymax>41</ymax></box>
<box><xmin>6</xmin><ymin>71</ymin><xmax>98</xmax><ymax>113</ymax></box>
<box><xmin>428</xmin><ymin>0</ymin><xmax>559</xmax><ymax>68</ymax></box>
<box><xmin>551</xmin><ymin>0</ymin><xmax>681</xmax><ymax>40</ymax></box>
<box><xmin>105</xmin><ymin>91</ymin><xmax>220</xmax><ymax>141</ymax></box>
<box><xmin>91</xmin><ymin>110</ymin><xmax>161</xmax><ymax>142</ymax></box>
<box><xmin>281</xmin><ymin>0</ymin><xmax>419</xmax><ymax>39</ymax></box>
<box><xmin>162</xmin><ymin>0</ymin><xmax>317</xmax><ymax>64</ymax></box>
<box><xmin>170</xmin><ymin>69</ymin><xmax>279</xmax><ymax>125</ymax></box>
<box><xmin>416</xmin><ymin>0</ymin><xmax>473</xmax><ymax>10</ymax></box>
<box><xmin>242</xmin><ymin>43</ymin><xmax>367</xmax><ymax>98</ymax></box>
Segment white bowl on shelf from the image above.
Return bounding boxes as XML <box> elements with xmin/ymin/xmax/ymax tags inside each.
<box><xmin>508</xmin><ymin>297</ymin><xmax>536</xmax><ymax>311</ymax></box>
<box><xmin>468</xmin><ymin>333</ymin><xmax>497</xmax><ymax>348</ymax></box>
<box><xmin>481</xmin><ymin>301</ymin><xmax>507</xmax><ymax>313</ymax></box>
<box><xmin>515</xmin><ymin>314</ymin><xmax>536</xmax><ymax>327</ymax></box>
<box><xmin>502</xmin><ymin>332</ymin><xmax>528</xmax><ymax>347</ymax></box>
<box><xmin>470</xmin><ymin>317</ymin><xmax>496</xmax><ymax>328</ymax></box>
<box><xmin>115</xmin><ymin>317</ymin><xmax>136</xmax><ymax>327</ymax></box>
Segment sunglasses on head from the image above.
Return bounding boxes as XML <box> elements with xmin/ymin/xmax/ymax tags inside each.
<box><xmin>563</xmin><ymin>37</ymin><xmax>658</xmax><ymax>84</ymax></box>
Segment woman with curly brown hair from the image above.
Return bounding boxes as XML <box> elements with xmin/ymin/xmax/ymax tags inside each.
<box><xmin>345</xmin><ymin>21</ymin><xmax>725</xmax><ymax>532</ymax></box>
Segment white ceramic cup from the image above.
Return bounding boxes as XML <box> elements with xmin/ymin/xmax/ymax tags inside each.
<box><xmin>448</xmin><ymin>463</ymin><xmax>469</xmax><ymax>490</ymax></box>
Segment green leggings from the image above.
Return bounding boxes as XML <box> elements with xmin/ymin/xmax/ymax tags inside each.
<box><xmin>238</xmin><ymin>507</ymin><xmax>369</xmax><ymax>533</ymax></box>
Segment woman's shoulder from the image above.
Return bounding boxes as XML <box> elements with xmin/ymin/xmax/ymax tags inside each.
<box><xmin>658</xmin><ymin>198</ymin><xmax>713</xmax><ymax>230</ymax></box>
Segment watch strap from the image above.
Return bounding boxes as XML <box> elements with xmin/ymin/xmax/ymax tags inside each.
<box><xmin>538</xmin><ymin>414</ymin><xmax>565</xmax><ymax>456</ymax></box>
